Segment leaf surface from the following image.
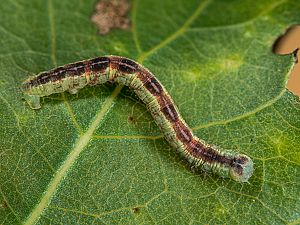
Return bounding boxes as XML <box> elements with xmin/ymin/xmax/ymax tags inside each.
<box><xmin>0</xmin><ymin>0</ymin><xmax>299</xmax><ymax>224</ymax></box>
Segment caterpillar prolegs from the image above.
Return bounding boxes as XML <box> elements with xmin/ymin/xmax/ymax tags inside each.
<box><xmin>22</xmin><ymin>56</ymin><xmax>254</xmax><ymax>182</ymax></box>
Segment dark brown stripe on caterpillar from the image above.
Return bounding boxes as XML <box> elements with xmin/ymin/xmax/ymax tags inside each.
<box><xmin>90</xmin><ymin>56</ymin><xmax>110</xmax><ymax>73</ymax></box>
<box><xmin>144</xmin><ymin>77</ymin><xmax>163</xmax><ymax>95</ymax></box>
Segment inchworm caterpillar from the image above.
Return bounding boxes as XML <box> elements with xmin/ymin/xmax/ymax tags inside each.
<box><xmin>22</xmin><ymin>56</ymin><xmax>254</xmax><ymax>182</ymax></box>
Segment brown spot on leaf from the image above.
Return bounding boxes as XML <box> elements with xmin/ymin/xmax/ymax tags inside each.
<box><xmin>1</xmin><ymin>200</ymin><xmax>8</xmax><ymax>208</ymax></box>
<box><xmin>91</xmin><ymin>0</ymin><xmax>131</xmax><ymax>35</ymax></box>
<box><xmin>132</xmin><ymin>207</ymin><xmax>140</xmax><ymax>214</ymax></box>
<box><xmin>128</xmin><ymin>115</ymin><xmax>136</xmax><ymax>124</ymax></box>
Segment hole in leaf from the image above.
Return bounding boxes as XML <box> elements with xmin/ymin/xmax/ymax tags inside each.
<box><xmin>273</xmin><ymin>25</ymin><xmax>300</xmax><ymax>97</ymax></box>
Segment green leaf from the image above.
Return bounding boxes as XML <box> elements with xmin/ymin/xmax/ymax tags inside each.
<box><xmin>0</xmin><ymin>0</ymin><xmax>299</xmax><ymax>224</ymax></box>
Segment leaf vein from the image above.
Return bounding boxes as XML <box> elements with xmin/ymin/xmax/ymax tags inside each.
<box><xmin>0</xmin><ymin>186</ymin><xmax>23</xmax><ymax>224</ymax></box>
<box><xmin>137</xmin><ymin>0</ymin><xmax>212</xmax><ymax>63</ymax></box>
<box><xmin>188</xmin><ymin>0</ymin><xmax>287</xmax><ymax>32</ymax></box>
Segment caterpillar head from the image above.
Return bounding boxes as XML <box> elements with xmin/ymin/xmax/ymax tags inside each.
<box><xmin>229</xmin><ymin>154</ymin><xmax>254</xmax><ymax>183</ymax></box>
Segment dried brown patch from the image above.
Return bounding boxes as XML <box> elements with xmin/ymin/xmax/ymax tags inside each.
<box><xmin>91</xmin><ymin>0</ymin><xmax>131</xmax><ymax>35</ymax></box>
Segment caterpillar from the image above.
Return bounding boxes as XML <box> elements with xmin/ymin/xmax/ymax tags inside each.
<box><xmin>22</xmin><ymin>56</ymin><xmax>254</xmax><ymax>182</ymax></box>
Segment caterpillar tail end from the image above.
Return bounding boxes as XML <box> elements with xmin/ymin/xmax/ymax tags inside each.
<box><xmin>229</xmin><ymin>154</ymin><xmax>254</xmax><ymax>183</ymax></box>
<box><xmin>22</xmin><ymin>80</ymin><xmax>41</xmax><ymax>109</ymax></box>
<box><xmin>23</xmin><ymin>94</ymin><xmax>41</xmax><ymax>109</ymax></box>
